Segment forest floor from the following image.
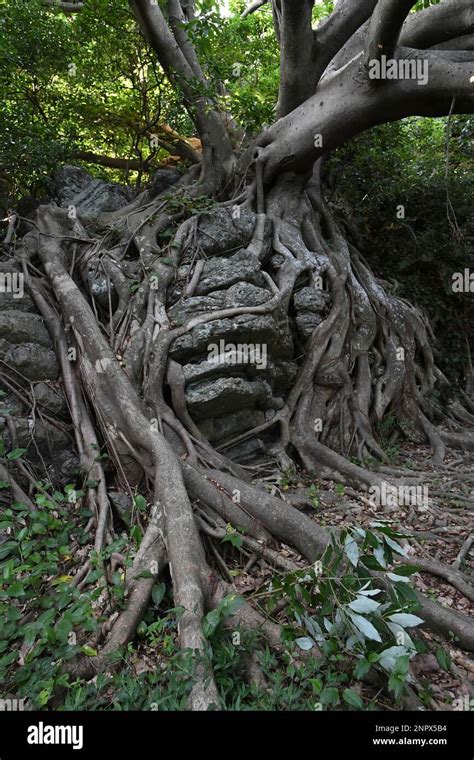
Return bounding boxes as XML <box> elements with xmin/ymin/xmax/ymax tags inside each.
<box><xmin>99</xmin><ymin>440</ymin><xmax>472</xmax><ymax>712</ymax></box>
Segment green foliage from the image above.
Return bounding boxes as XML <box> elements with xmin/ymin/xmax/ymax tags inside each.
<box><xmin>328</xmin><ymin>114</ymin><xmax>473</xmax><ymax>387</ymax></box>
<box><xmin>0</xmin><ymin>480</ymin><xmax>102</xmax><ymax>707</ymax></box>
<box><xmin>0</xmin><ymin>0</ymin><xmax>192</xmax><ymax>198</ymax></box>
<box><xmin>261</xmin><ymin>525</ymin><xmax>423</xmax><ymax>705</ymax></box>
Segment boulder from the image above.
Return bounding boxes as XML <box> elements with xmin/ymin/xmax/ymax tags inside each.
<box><xmin>185</xmin><ymin>377</ymin><xmax>274</xmax><ymax>420</ymax></box>
<box><xmin>53</xmin><ymin>165</ymin><xmax>135</xmax><ymax>220</ymax></box>
<box><xmin>1</xmin><ymin>343</ymin><xmax>59</xmax><ymax>381</ymax></box>
<box><xmin>169</xmin><ymin>312</ymin><xmax>293</xmax><ymax>364</ymax></box>
<box><xmin>195</xmin><ymin>206</ymin><xmax>256</xmax><ymax>256</ymax></box>
<box><xmin>296</xmin><ymin>312</ymin><xmax>323</xmax><ymax>341</ymax></box>
<box><xmin>33</xmin><ymin>382</ymin><xmax>69</xmax><ymax>419</ymax></box>
<box><xmin>293</xmin><ymin>286</ymin><xmax>330</xmax><ymax>313</ymax></box>
<box><xmin>224</xmin><ymin>282</ymin><xmax>271</xmax><ymax>308</ymax></box>
<box><xmin>194</xmin><ymin>249</ymin><xmax>264</xmax><ymax>295</ymax></box>
<box><xmin>149</xmin><ymin>168</ymin><xmax>181</xmax><ymax>198</ymax></box>
<box><xmin>0</xmin><ymin>311</ymin><xmax>51</xmax><ymax>347</ymax></box>
<box><xmin>168</xmin><ymin>292</ymin><xmax>225</xmax><ymax>325</ymax></box>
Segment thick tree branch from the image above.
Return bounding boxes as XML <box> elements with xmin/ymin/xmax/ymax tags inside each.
<box><xmin>400</xmin><ymin>0</ymin><xmax>474</xmax><ymax>50</ymax></box>
<box><xmin>366</xmin><ymin>0</ymin><xmax>418</xmax><ymax>68</ymax></box>
<box><xmin>42</xmin><ymin>0</ymin><xmax>84</xmax><ymax>10</ymax></box>
<box><xmin>129</xmin><ymin>0</ymin><xmax>234</xmax><ymax>181</ymax></box>
<box><xmin>241</xmin><ymin>0</ymin><xmax>269</xmax><ymax>18</ymax></box>
<box><xmin>315</xmin><ymin>0</ymin><xmax>377</xmax><ymax>82</ymax></box>
<box><xmin>259</xmin><ymin>52</ymin><xmax>474</xmax><ymax>183</ymax></box>
<box><xmin>433</xmin><ymin>34</ymin><xmax>474</xmax><ymax>52</ymax></box>
<box><xmin>166</xmin><ymin>0</ymin><xmax>206</xmax><ymax>81</ymax></box>
<box><xmin>72</xmin><ymin>152</ymin><xmax>148</xmax><ymax>172</ymax></box>
<box><xmin>277</xmin><ymin>0</ymin><xmax>316</xmax><ymax>117</ymax></box>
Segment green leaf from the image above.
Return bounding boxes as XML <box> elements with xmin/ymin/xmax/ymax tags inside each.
<box><xmin>388</xmin><ymin>672</ymin><xmax>406</xmax><ymax>700</ymax></box>
<box><xmin>343</xmin><ymin>688</ymin><xmax>364</xmax><ymax>709</ymax></box>
<box><xmin>6</xmin><ymin>447</ymin><xmax>27</xmax><ymax>460</ymax></box>
<box><xmin>383</xmin><ymin>535</ymin><xmax>407</xmax><ymax>557</ymax></box>
<box><xmin>38</xmin><ymin>689</ymin><xmax>51</xmax><ymax>707</ymax></box>
<box><xmin>133</xmin><ymin>494</ymin><xmax>147</xmax><ymax>512</ymax></box>
<box><xmin>436</xmin><ymin>647</ymin><xmax>451</xmax><ymax>672</ymax></box>
<box><xmin>320</xmin><ymin>687</ymin><xmax>339</xmax><ymax>706</ymax></box>
<box><xmin>387</xmin><ymin>572</ymin><xmax>410</xmax><ymax>583</ymax></box>
<box><xmin>310</xmin><ymin>678</ymin><xmax>323</xmax><ymax>694</ymax></box>
<box><xmin>388</xmin><ymin>613</ymin><xmax>424</xmax><ymax>628</ymax></box>
<box><xmin>348</xmin><ymin>596</ymin><xmax>381</xmax><ymax>614</ymax></box>
<box><xmin>391</xmin><ymin>565</ymin><xmax>420</xmax><ymax>576</ymax></box>
<box><xmin>295</xmin><ymin>636</ymin><xmax>314</xmax><ymax>651</ymax></box>
<box><xmin>348</xmin><ymin>612</ymin><xmax>382</xmax><ymax>642</ymax></box>
<box><xmin>203</xmin><ymin>609</ymin><xmax>221</xmax><ymax>638</ymax></box>
<box><xmin>221</xmin><ymin>532</ymin><xmax>243</xmax><ymax>550</ymax></box>
<box><xmin>81</xmin><ymin>645</ymin><xmax>97</xmax><ymax>657</ymax></box>
<box><xmin>344</xmin><ymin>534</ymin><xmax>359</xmax><ymax>567</ymax></box>
<box><xmin>378</xmin><ymin>646</ymin><xmax>410</xmax><ymax>673</ymax></box>
<box><xmin>151</xmin><ymin>583</ymin><xmax>166</xmax><ymax>607</ymax></box>
<box><xmin>354</xmin><ymin>658</ymin><xmax>371</xmax><ymax>678</ymax></box>
<box><xmin>7</xmin><ymin>581</ymin><xmax>25</xmax><ymax>597</ymax></box>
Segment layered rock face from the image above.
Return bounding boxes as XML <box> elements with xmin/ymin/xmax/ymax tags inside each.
<box><xmin>166</xmin><ymin>209</ymin><xmax>295</xmax><ymax>458</ymax></box>
<box><xmin>0</xmin><ymin>260</ymin><xmax>78</xmax><ymax>484</ymax></box>
<box><xmin>1</xmin><ymin>168</ymin><xmax>332</xmax><ymax>471</ymax></box>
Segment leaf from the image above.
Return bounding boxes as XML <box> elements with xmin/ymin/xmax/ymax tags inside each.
<box><xmin>392</xmin><ymin>565</ymin><xmax>420</xmax><ymax>576</ymax></box>
<box><xmin>386</xmin><ymin>622</ymin><xmax>415</xmax><ymax>651</ymax></box>
<box><xmin>387</xmin><ymin>572</ymin><xmax>410</xmax><ymax>583</ymax></box>
<box><xmin>219</xmin><ymin>594</ymin><xmax>245</xmax><ymax>618</ymax></box>
<box><xmin>133</xmin><ymin>494</ymin><xmax>147</xmax><ymax>511</ymax></box>
<box><xmin>151</xmin><ymin>583</ymin><xmax>166</xmax><ymax>607</ymax></box>
<box><xmin>358</xmin><ymin>588</ymin><xmax>382</xmax><ymax>596</ymax></box>
<box><xmin>295</xmin><ymin>636</ymin><xmax>314</xmax><ymax>651</ymax></box>
<box><xmin>348</xmin><ymin>596</ymin><xmax>381</xmax><ymax>614</ymax></box>
<box><xmin>221</xmin><ymin>532</ymin><xmax>243</xmax><ymax>550</ymax></box>
<box><xmin>320</xmin><ymin>687</ymin><xmax>339</xmax><ymax>706</ymax></box>
<box><xmin>203</xmin><ymin>609</ymin><xmax>221</xmax><ymax>638</ymax></box>
<box><xmin>343</xmin><ymin>688</ymin><xmax>364</xmax><ymax>709</ymax></box>
<box><xmin>344</xmin><ymin>534</ymin><xmax>359</xmax><ymax>567</ymax></box>
<box><xmin>388</xmin><ymin>672</ymin><xmax>405</xmax><ymax>701</ymax></box>
<box><xmin>348</xmin><ymin>612</ymin><xmax>382</xmax><ymax>642</ymax></box>
<box><xmin>354</xmin><ymin>658</ymin><xmax>371</xmax><ymax>679</ymax></box>
<box><xmin>361</xmin><ymin>554</ymin><xmax>386</xmax><ymax>571</ymax></box>
<box><xmin>38</xmin><ymin>689</ymin><xmax>51</xmax><ymax>707</ymax></box>
<box><xmin>6</xmin><ymin>447</ymin><xmax>27</xmax><ymax>460</ymax></box>
<box><xmin>310</xmin><ymin>677</ymin><xmax>323</xmax><ymax>694</ymax></box>
<box><xmin>374</xmin><ymin>544</ymin><xmax>387</xmax><ymax>568</ymax></box>
<box><xmin>388</xmin><ymin>613</ymin><xmax>424</xmax><ymax>628</ymax></box>
<box><xmin>378</xmin><ymin>645</ymin><xmax>410</xmax><ymax>673</ymax></box>
<box><xmin>7</xmin><ymin>581</ymin><xmax>25</xmax><ymax>597</ymax></box>
<box><xmin>81</xmin><ymin>645</ymin><xmax>97</xmax><ymax>657</ymax></box>
<box><xmin>37</xmin><ymin>609</ymin><xmax>56</xmax><ymax>626</ymax></box>
<box><xmin>383</xmin><ymin>535</ymin><xmax>407</xmax><ymax>557</ymax></box>
<box><xmin>436</xmin><ymin>647</ymin><xmax>451</xmax><ymax>672</ymax></box>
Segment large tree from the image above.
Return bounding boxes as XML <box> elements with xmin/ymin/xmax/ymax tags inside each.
<box><xmin>4</xmin><ymin>0</ymin><xmax>474</xmax><ymax>708</ymax></box>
